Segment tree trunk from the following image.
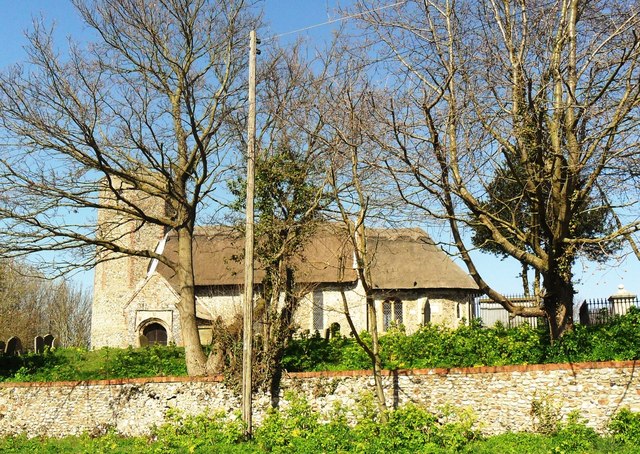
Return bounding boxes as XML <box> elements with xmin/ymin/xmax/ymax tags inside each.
<box><xmin>367</xmin><ymin>295</ymin><xmax>388</xmax><ymax>420</ymax></box>
<box><xmin>176</xmin><ymin>228</ymin><xmax>208</xmax><ymax>376</ymax></box>
<box><xmin>543</xmin><ymin>272</ymin><xmax>575</xmax><ymax>341</ymax></box>
<box><xmin>339</xmin><ymin>288</ymin><xmax>388</xmax><ymax>421</ymax></box>
<box><xmin>269</xmin><ymin>267</ymin><xmax>297</xmax><ymax>405</ymax></box>
<box><xmin>521</xmin><ymin>263</ymin><xmax>530</xmax><ymax>297</ymax></box>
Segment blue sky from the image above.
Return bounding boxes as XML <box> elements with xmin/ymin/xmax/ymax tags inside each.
<box><xmin>0</xmin><ymin>1</ymin><xmax>637</xmax><ymax>300</ymax></box>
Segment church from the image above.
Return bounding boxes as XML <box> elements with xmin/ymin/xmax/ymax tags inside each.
<box><xmin>90</xmin><ymin>190</ymin><xmax>478</xmax><ymax>348</ymax></box>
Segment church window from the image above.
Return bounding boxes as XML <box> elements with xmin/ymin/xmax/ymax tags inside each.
<box><xmin>312</xmin><ymin>292</ymin><xmax>324</xmax><ymax>332</ymax></box>
<box><xmin>382</xmin><ymin>298</ymin><xmax>403</xmax><ymax>331</ymax></box>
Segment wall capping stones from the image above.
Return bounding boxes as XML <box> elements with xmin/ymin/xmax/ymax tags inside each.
<box><xmin>1</xmin><ymin>359</ymin><xmax>637</xmax><ymax>388</ymax></box>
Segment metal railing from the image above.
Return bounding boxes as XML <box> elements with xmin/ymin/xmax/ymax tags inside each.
<box><xmin>470</xmin><ymin>294</ymin><xmax>640</xmax><ymax>328</ymax></box>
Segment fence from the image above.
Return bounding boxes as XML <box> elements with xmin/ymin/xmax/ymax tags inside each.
<box><xmin>471</xmin><ymin>294</ymin><xmax>640</xmax><ymax>328</ymax></box>
<box><xmin>472</xmin><ymin>295</ymin><xmax>540</xmax><ymax>328</ymax></box>
<box><xmin>577</xmin><ymin>297</ymin><xmax>640</xmax><ymax>325</ymax></box>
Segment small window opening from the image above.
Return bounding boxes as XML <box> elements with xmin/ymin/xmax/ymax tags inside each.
<box><xmin>423</xmin><ymin>301</ymin><xmax>431</xmax><ymax>324</ymax></box>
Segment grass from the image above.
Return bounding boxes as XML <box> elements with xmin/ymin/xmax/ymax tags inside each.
<box><xmin>0</xmin><ymin>345</ymin><xmax>187</xmax><ymax>383</ymax></box>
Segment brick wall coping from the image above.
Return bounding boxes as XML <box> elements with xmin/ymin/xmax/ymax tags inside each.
<box><xmin>1</xmin><ymin>360</ymin><xmax>637</xmax><ymax>388</ymax></box>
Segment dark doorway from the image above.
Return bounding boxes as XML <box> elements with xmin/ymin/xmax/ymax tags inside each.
<box><xmin>143</xmin><ymin>323</ymin><xmax>168</xmax><ymax>346</ymax></box>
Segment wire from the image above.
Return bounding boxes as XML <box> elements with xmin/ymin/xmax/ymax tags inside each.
<box><xmin>267</xmin><ymin>1</ymin><xmax>407</xmax><ymax>42</ymax></box>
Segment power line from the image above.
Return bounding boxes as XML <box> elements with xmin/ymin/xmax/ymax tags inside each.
<box><xmin>267</xmin><ymin>1</ymin><xmax>407</xmax><ymax>42</ymax></box>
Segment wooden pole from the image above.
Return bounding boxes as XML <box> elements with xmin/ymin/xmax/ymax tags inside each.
<box><xmin>242</xmin><ymin>29</ymin><xmax>258</xmax><ymax>435</ymax></box>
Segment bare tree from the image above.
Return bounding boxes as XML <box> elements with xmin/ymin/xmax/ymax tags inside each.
<box><xmin>321</xmin><ymin>55</ymin><xmax>395</xmax><ymax>418</ymax></box>
<box><xmin>45</xmin><ymin>281</ymin><xmax>92</xmax><ymax>348</ymax></box>
<box><xmin>354</xmin><ymin>0</ymin><xmax>640</xmax><ymax>339</ymax></box>
<box><xmin>0</xmin><ymin>259</ymin><xmax>90</xmax><ymax>348</ymax></box>
<box><xmin>0</xmin><ymin>0</ymin><xmax>256</xmax><ymax>374</ymax></box>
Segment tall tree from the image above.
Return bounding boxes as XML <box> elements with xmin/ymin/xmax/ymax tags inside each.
<box><xmin>321</xmin><ymin>54</ymin><xmax>395</xmax><ymax>419</ymax></box>
<box><xmin>227</xmin><ymin>46</ymin><xmax>330</xmax><ymax>392</ymax></box>
<box><xmin>470</xmin><ymin>163</ymin><xmax>621</xmax><ymax>297</ymax></box>
<box><xmin>354</xmin><ymin>0</ymin><xmax>640</xmax><ymax>339</ymax></box>
<box><xmin>0</xmin><ymin>0</ymin><xmax>255</xmax><ymax>374</ymax></box>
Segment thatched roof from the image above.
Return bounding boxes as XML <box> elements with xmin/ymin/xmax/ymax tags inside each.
<box><xmin>157</xmin><ymin>224</ymin><xmax>478</xmax><ymax>291</ymax></box>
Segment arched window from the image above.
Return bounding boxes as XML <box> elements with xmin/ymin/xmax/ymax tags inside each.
<box><xmin>383</xmin><ymin>300</ymin><xmax>392</xmax><ymax>330</ymax></box>
<box><xmin>382</xmin><ymin>298</ymin><xmax>403</xmax><ymax>331</ymax></box>
<box><xmin>312</xmin><ymin>292</ymin><xmax>324</xmax><ymax>332</ymax></box>
<box><xmin>423</xmin><ymin>300</ymin><xmax>431</xmax><ymax>325</ymax></box>
<box><xmin>142</xmin><ymin>322</ymin><xmax>168</xmax><ymax>346</ymax></box>
<box><xmin>393</xmin><ymin>300</ymin><xmax>403</xmax><ymax>325</ymax></box>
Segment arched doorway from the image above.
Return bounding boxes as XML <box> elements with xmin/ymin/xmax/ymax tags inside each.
<box><xmin>142</xmin><ymin>322</ymin><xmax>168</xmax><ymax>346</ymax></box>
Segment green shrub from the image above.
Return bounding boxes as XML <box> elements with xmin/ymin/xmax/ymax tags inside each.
<box><xmin>7</xmin><ymin>406</ymin><xmax>640</xmax><ymax>453</ymax></box>
<box><xmin>281</xmin><ymin>331</ymin><xmax>357</xmax><ymax>372</ymax></box>
<box><xmin>254</xmin><ymin>392</ymin><xmax>481</xmax><ymax>453</ymax></box>
<box><xmin>462</xmin><ymin>432</ymin><xmax>554</xmax><ymax>453</ymax></box>
<box><xmin>101</xmin><ymin>345</ymin><xmax>187</xmax><ymax>378</ymax></box>
<box><xmin>283</xmin><ymin>308</ymin><xmax>640</xmax><ymax>373</ymax></box>
<box><xmin>151</xmin><ymin>409</ymin><xmax>247</xmax><ymax>452</ymax></box>
<box><xmin>552</xmin><ymin>411</ymin><xmax>600</xmax><ymax>452</ymax></box>
<box><xmin>530</xmin><ymin>394</ymin><xmax>562</xmax><ymax>435</ymax></box>
<box><xmin>609</xmin><ymin>408</ymin><xmax>640</xmax><ymax>446</ymax></box>
<box><xmin>0</xmin><ymin>347</ymin><xmax>93</xmax><ymax>382</ymax></box>
<box><xmin>5</xmin><ymin>307</ymin><xmax>640</xmax><ymax>384</ymax></box>
<box><xmin>254</xmin><ymin>392</ymin><xmax>322</xmax><ymax>452</ymax></box>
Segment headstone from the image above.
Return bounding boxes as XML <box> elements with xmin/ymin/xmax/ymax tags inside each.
<box><xmin>329</xmin><ymin>322</ymin><xmax>341</xmax><ymax>338</ymax></box>
<box><xmin>6</xmin><ymin>336</ymin><xmax>23</xmax><ymax>356</ymax></box>
<box><xmin>43</xmin><ymin>334</ymin><xmax>56</xmax><ymax>349</ymax></box>
<box><xmin>34</xmin><ymin>335</ymin><xmax>44</xmax><ymax>354</ymax></box>
<box><xmin>579</xmin><ymin>301</ymin><xmax>590</xmax><ymax>326</ymax></box>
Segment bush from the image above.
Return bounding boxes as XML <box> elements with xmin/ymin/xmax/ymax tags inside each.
<box><xmin>609</xmin><ymin>408</ymin><xmax>640</xmax><ymax>446</ymax></box>
<box><xmin>254</xmin><ymin>392</ymin><xmax>481</xmax><ymax>453</ymax></box>
<box><xmin>151</xmin><ymin>409</ymin><xmax>247</xmax><ymax>452</ymax></box>
<box><xmin>552</xmin><ymin>411</ymin><xmax>600</xmax><ymax>452</ymax></box>
<box><xmin>254</xmin><ymin>392</ymin><xmax>322</xmax><ymax>452</ymax></box>
<box><xmin>281</xmin><ymin>309</ymin><xmax>640</xmax><ymax>373</ymax></box>
<box><xmin>5</xmin><ymin>406</ymin><xmax>640</xmax><ymax>452</ymax></box>
<box><xmin>101</xmin><ymin>345</ymin><xmax>187</xmax><ymax>378</ymax></box>
<box><xmin>5</xmin><ymin>308</ymin><xmax>640</xmax><ymax>383</ymax></box>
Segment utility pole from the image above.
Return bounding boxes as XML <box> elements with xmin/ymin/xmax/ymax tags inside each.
<box><xmin>242</xmin><ymin>29</ymin><xmax>258</xmax><ymax>436</ymax></box>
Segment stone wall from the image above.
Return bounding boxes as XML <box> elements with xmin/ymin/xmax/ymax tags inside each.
<box><xmin>1</xmin><ymin>361</ymin><xmax>638</xmax><ymax>438</ymax></box>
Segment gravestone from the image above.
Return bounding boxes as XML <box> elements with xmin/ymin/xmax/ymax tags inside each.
<box><xmin>43</xmin><ymin>334</ymin><xmax>56</xmax><ymax>349</ymax></box>
<box><xmin>34</xmin><ymin>335</ymin><xmax>45</xmax><ymax>354</ymax></box>
<box><xmin>578</xmin><ymin>301</ymin><xmax>590</xmax><ymax>326</ymax></box>
<box><xmin>6</xmin><ymin>336</ymin><xmax>23</xmax><ymax>356</ymax></box>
